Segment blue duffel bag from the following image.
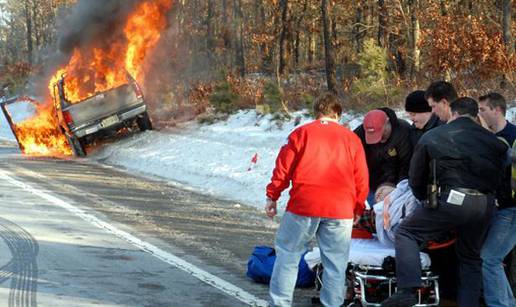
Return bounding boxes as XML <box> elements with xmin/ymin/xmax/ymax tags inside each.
<box><xmin>246</xmin><ymin>246</ymin><xmax>315</xmax><ymax>288</ymax></box>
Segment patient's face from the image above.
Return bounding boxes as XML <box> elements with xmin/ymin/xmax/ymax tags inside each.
<box><xmin>374</xmin><ymin>185</ymin><xmax>395</xmax><ymax>203</ymax></box>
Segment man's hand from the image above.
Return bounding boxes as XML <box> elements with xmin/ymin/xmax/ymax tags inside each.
<box><xmin>353</xmin><ymin>213</ymin><xmax>361</xmax><ymax>226</ymax></box>
<box><xmin>265</xmin><ymin>198</ymin><xmax>277</xmax><ymax>218</ymax></box>
<box><xmin>383</xmin><ymin>195</ymin><xmax>391</xmax><ymax>230</ymax></box>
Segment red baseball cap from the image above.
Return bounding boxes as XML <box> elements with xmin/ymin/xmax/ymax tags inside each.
<box><xmin>363</xmin><ymin>110</ymin><xmax>387</xmax><ymax>144</ymax></box>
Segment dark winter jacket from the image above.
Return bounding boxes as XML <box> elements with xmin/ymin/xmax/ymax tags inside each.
<box><xmin>498</xmin><ymin>147</ymin><xmax>515</xmax><ymax>209</ymax></box>
<box><xmin>409</xmin><ymin>113</ymin><xmax>442</xmax><ymax>147</ymax></box>
<box><xmin>512</xmin><ymin>142</ymin><xmax>516</xmax><ymax>194</ymax></box>
<box><xmin>409</xmin><ymin>116</ymin><xmax>508</xmax><ymax>201</ymax></box>
<box><xmin>496</xmin><ymin>121</ymin><xmax>516</xmax><ymax>209</ymax></box>
<box><xmin>354</xmin><ymin>107</ymin><xmax>413</xmax><ymax>191</ymax></box>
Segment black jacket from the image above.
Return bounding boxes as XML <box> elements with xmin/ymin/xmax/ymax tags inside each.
<box><xmin>409</xmin><ymin>113</ymin><xmax>442</xmax><ymax>147</ymax></box>
<box><xmin>409</xmin><ymin>116</ymin><xmax>508</xmax><ymax>201</ymax></box>
<box><xmin>496</xmin><ymin>128</ymin><xmax>515</xmax><ymax>209</ymax></box>
<box><xmin>354</xmin><ymin>107</ymin><xmax>413</xmax><ymax>191</ymax></box>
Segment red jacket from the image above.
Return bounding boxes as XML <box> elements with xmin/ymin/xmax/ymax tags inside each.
<box><xmin>266</xmin><ymin>119</ymin><xmax>369</xmax><ymax>219</ymax></box>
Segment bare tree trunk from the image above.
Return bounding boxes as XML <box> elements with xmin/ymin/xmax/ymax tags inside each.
<box><xmin>408</xmin><ymin>0</ymin><xmax>420</xmax><ymax>79</ymax></box>
<box><xmin>307</xmin><ymin>21</ymin><xmax>315</xmax><ymax>64</ymax></box>
<box><xmin>366</xmin><ymin>0</ymin><xmax>374</xmax><ymax>31</ymax></box>
<box><xmin>439</xmin><ymin>0</ymin><xmax>447</xmax><ymax>16</ymax></box>
<box><xmin>293</xmin><ymin>0</ymin><xmax>308</xmax><ymax>68</ymax></box>
<box><xmin>179</xmin><ymin>0</ymin><xmax>188</xmax><ymax>51</ymax></box>
<box><xmin>502</xmin><ymin>0</ymin><xmax>514</xmax><ymax>56</ymax></box>
<box><xmin>222</xmin><ymin>0</ymin><xmax>232</xmax><ymax>68</ymax></box>
<box><xmin>460</xmin><ymin>0</ymin><xmax>473</xmax><ymax>14</ymax></box>
<box><xmin>254</xmin><ymin>0</ymin><xmax>268</xmax><ymax>70</ymax></box>
<box><xmin>352</xmin><ymin>4</ymin><xmax>364</xmax><ymax>53</ymax></box>
<box><xmin>321</xmin><ymin>0</ymin><xmax>337</xmax><ymax>93</ymax></box>
<box><xmin>47</xmin><ymin>0</ymin><xmax>57</xmax><ymax>45</ymax></box>
<box><xmin>294</xmin><ymin>31</ymin><xmax>301</xmax><ymax>67</ymax></box>
<box><xmin>24</xmin><ymin>0</ymin><xmax>33</xmax><ymax>65</ymax></box>
<box><xmin>191</xmin><ymin>0</ymin><xmax>202</xmax><ymax>70</ymax></box>
<box><xmin>278</xmin><ymin>0</ymin><xmax>289</xmax><ymax>76</ymax></box>
<box><xmin>32</xmin><ymin>0</ymin><xmax>40</xmax><ymax>50</ymax></box>
<box><xmin>206</xmin><ymin>0</ymin><xmax>216</xmax><ymax>66</ymax></box>
<box><xmin>232</xmin><ymin>0</ymin><xmax>246</xmax><ymax>76</ymax></box>
<box><xmin>331</xmin><ymin>4</ymin><xmax>337</xmax><ymax>46</ymax></box>
<box><xmin>7</xmin><ymin>16</ymin><xmax>17</xmax><ymax>61</ymax></box>
<box><xmin>377</xmin><ymin>0</ymin><xmax>387</xmax><ymax>48</ymax></box>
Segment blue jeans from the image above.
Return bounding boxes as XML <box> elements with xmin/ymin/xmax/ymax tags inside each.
<box><xmin>269</xmin><ymin>212</ymin><xmax>353</xmax><ymax>307</ymax></box>
<box><xmin>367</xmin><ymin>191</ymin><xmax>376</xmax><ymax>207</ymax></box>
<box><xmin>481</xmin><ymin>207</ymin><xmax>516</xmax><ymax>307</ymax></box>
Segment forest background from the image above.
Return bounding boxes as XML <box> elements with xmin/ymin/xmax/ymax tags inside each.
<box><xmin>0</xmin><ymin>0</ymin><xmax>514</xmax><ymax>125</ymax></box>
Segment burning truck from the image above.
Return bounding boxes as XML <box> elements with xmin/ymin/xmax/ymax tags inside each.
<box><xmin>52</xmin><ymin>73</ymin><xmax>152</xmax><ymax>156</ymax></box>
<box><xmin>0</xmin><ymin>0</ymin><xmax>173</xmax><ymax>157</ymax></box>
<box><xmin>2</xmin><ymin>72</ymin><xmax>153</xmax><ymax>157</ymax></box>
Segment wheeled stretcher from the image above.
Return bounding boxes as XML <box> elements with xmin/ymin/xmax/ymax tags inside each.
<box><xmin>305</xmin><ymin>239</ymin><xmax>440</xmax><ymax>307</ymax></box>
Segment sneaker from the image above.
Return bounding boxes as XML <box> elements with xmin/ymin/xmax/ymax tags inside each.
<box><xmin>380</xmin><ymin>288</ymin><xmax>417</xmax><ymax>307</ymax></box>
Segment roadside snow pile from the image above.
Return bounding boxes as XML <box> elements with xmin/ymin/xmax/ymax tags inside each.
<box><xmin>91</xmin><ymin>106</ymin><xmax>516</xmax><ymax>211</ymax></box>
<box><xmin>92</xmin><ymin>110</ymin><xmax>364</xmax><ymax>211</ymax></box>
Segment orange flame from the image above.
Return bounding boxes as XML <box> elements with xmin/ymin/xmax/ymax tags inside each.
<box><xmin>125</xmin><ymin>0</ymin><xmax>172</xmax><ymax>81</ymax></box>
<box><xmin>52</xmin><ymin>0</ymin><xmax>173</xmax><ymax>104</ymax></box>
<box><xmin>12</xmin><ymin>99</ymin><xmax>72</xmax><ymax>156</ymax></box>
<box><xmin>13</xmin><ymin>0</ymin><xmax>173</xmax><ymax>156</ymax></box>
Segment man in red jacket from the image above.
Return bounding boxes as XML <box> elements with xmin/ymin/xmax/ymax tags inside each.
<box><xmin>265</xmin><ymin>92</ymin><xmax>369</xmax><ymax>307</ymax></box>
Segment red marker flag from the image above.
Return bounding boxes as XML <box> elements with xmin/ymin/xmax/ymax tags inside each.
<box><xmin>247</xmin><ymin>153</ymin><xmax>259</xmax><ymax>171</ymax></box>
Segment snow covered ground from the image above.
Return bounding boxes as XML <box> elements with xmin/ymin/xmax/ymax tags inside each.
<box><xmin>92</xmin><ymin>106</ymin><xmax>515</xmax><ymax>212</ymax></box>
<box><xmin>91</xmin><ymin>110</ymin><xmax>365</xmax><ymax>212</ymax></box>
<box><xmin>1</xmin><ymin>104</ymin><xmax>514</xmax><ymax>213</ymax></box>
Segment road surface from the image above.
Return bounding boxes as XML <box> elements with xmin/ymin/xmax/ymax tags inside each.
<box><xmin>0</xmin><ymin>140</ymin><xmax>316</xmax><ymax>306</ymax></box>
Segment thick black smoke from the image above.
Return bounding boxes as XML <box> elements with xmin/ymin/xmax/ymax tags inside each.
<box><xmin>58</xmin><ymin>0</ymin><xmax>140</xmax><ymax>54</ymax></box>
<box><xmin>28</xmin><ymin>0</ymin><xmax>142</xmax><ymax>99</ymax></box>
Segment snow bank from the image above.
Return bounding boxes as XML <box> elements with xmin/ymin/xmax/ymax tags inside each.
<box><xmin>92</xmin><ymin>110</ymin><xmax>363</xmax><ymax>211</ymax></box>
<box><xmin>90</xmin><ymin>106</ymin><xmax>516</xmax><ymax>212</ymax></box>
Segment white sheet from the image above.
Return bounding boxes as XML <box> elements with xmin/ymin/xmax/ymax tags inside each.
<box><xmin>304</xmin><ymin>238</ymin><xmax>431</xmax><ymax>270</ymax></box>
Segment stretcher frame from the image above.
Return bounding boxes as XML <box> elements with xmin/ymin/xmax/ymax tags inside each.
<box><xmin>314</xmin><ymin>263</ymin><xmax>440</xmax><ymax>307</ymax></box>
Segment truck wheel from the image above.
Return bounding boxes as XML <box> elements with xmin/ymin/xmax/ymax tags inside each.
<box><xmin>66</xmin><ymin>134</ymin><xmax>86</xmax><ymax>157</ymax></box>
<box><xmin>137</xmin><ymin>112</ymin><xmax>153</xmax><ymax>131</ymax></box>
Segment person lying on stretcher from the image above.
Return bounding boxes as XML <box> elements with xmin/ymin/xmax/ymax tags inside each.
<box><xmin>353</xmin><ymin>179</ymin><xmax>455</xmax><ymax>249</ymax></box>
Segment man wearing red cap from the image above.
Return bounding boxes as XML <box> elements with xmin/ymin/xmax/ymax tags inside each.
<box><xmin>354</xmin><ymin>107</ymin><xmax>413</xmax><ymax>204</ymax></box>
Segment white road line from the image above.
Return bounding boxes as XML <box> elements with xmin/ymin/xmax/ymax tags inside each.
<box><xmin>0</xmin><ymin>169</ymin><xmax>268</xmax><ymax>307</ymax></box>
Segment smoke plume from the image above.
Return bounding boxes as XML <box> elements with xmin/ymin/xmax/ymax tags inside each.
<box><xmin>58</xmin><ymin>0</ymin><xmax>140</xmax><ymax>54</ymax></box>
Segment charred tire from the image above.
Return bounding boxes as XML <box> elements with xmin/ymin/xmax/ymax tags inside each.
<box><xmin>66</xmin><ymin>134</ymin><xmax>86</xmax><ymax>157</ymax></box>
<box><xmin>137</xmin><ymin>112</ymin><xmax>153</xmax><ymax>131</ymax></box>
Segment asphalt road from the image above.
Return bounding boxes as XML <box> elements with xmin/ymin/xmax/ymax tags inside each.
<box><xmin>0</xmin><ymin>140</ymin><xmax>316</xmax><ymax>306</ymax></box>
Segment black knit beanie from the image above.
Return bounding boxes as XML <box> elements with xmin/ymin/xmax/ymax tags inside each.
<box><xmin>405</xmin><ymin>90</ymin><xmax>431</xmax><ymax>113</ymax></box>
